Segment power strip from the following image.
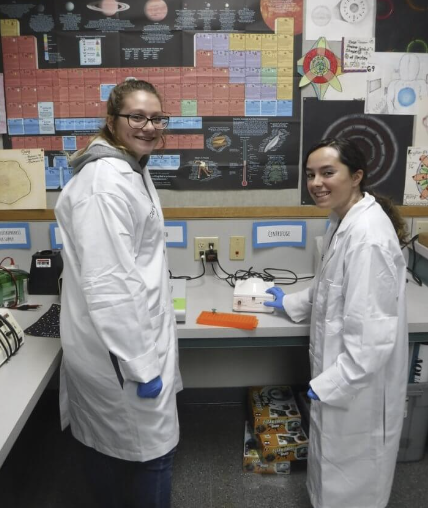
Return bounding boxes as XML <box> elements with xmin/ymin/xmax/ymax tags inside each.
<box><xmin>0</xmin><ymin>309</ymin><xmax>25</xmax><ymax>367</ymax></box>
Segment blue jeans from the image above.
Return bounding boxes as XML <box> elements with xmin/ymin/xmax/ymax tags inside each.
<box><xmin>77</xmin><ymin>438</ymin><xmax>175</xmax><ymax>508</ymax></box>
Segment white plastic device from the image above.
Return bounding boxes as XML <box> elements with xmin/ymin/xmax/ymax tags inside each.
<box><xmin>232</xmin><ymin>278</ymin><xmax>275</xmax><ymax>313</ymax></box>
<box><xmin>0</xmin><ymin>308</ymin><xmax>25</xmax><ymax>367</ymax></box>
<box><xmin>169</xmin><ymin>278</ymin><xmax>186</xmax><ymax>323</ymax></box>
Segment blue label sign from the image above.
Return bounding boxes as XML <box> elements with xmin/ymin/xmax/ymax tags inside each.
<box><xmin>0</xmin><ymin>223</ymin><xmax>31</xmax><ymax>249</ymax></box>
<box><xmin>164</xmin><ymin>222</ymin><xmax>187</xmax><ymax>247</ymax></box>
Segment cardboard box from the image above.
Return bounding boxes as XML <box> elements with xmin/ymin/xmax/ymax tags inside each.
<box><xmin>248</xmin><ymin>386</ymin><xmax>302</xmax><ymax>434</ymax></box>
<box><xmin>258</xmin><ymin>428</ymin><xmax>309</xmax><ymax>462</ymax></box>
<box><xmin>243</xmin><ymin>421</ymin><xmax>291</xmax><ymax>475</ymax></box>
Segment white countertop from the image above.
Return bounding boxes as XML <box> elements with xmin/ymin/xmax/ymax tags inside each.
<box><xmin>0</xmin><ymin>296</ymin><xmax>62</xmax><ymax>469</ymax></box>
<box><xmin>177</xmin><ymin>276</ymin><xmax>428</xmax><ymax>339</ymax></box>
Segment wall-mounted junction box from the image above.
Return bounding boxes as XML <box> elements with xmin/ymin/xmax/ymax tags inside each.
<box><xmin>194</xmin><ymin>237</ymin><xmax>219</xmax><ymax>260</ymax></box>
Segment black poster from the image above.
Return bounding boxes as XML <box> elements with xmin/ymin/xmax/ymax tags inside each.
<box><xmin>301</xmin><ymin>98</ymin><xmax>414</xmax><ymax>205</ymax></box>
<box><xmin>376</xmin><ymin>1</ymin><xmax>428</xmax><ymax>53</ymax></box>
<box><xmin>0</xmin><ymin>0</ymin><xmax>304</xmax><ymax>191</ymax></box>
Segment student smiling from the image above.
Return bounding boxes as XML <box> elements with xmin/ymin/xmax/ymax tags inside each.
<box><xmin>55</xmin><ymin>80</ymin><xmax>182</xmax><ymax>508</ymax></box>
<box><xmin>265</xmin><ymin>138</ymin><xmax>409</xmax><ymax>508</ymax></box>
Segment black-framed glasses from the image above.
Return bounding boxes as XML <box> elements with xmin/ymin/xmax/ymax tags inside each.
<box><xmin>117</xmin><ymin>113</ymin><xmax>169</xmax><ymax>130</ymax></box>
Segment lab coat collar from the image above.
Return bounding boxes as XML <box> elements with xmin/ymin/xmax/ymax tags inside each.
<box><xmin>329</xmin><ymin>192</ymin><xmax>375</xmax><ymax>235</ymax></box>
<box><xmin>320</xmin><ymin>193</ymin><xmax>375</xmax><ymax>274</ymax></box>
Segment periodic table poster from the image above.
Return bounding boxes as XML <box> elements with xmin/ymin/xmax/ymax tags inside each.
<box><xmin>0</xmin><ymin>0</ymin><xmax>303</xmax><ymax>191</ymax></box>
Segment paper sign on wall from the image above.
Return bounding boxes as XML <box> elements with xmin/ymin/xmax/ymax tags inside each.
<box><xmin>0</xmin><ymin>223</ymin><xmax>31</xmax><ymax>249</ymax></box>
<box><xmin>49</xmin><ymin>223</ymin><xmax>63</xmax><ymax>249</ymax></box>
<box><xmin>252</xmin><ymin>221</ymin><xmax>306</xmax><ymax>248</ymax></box>
<box><xmin>164</xmin><ymin>221</ymin><xmax>187</xmax><ymax>247</ymax></box>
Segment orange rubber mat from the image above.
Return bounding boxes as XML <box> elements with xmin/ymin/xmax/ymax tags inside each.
<box><xmin>196</xmin><ymin>311</ymin><xmax>258</xmax><ymax>330</ymax></box>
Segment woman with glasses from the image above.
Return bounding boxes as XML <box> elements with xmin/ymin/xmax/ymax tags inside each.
<box><xmin>55</xmin><ymin>80</ymin><xmax>182</xmax><ymax>508</ymax></box>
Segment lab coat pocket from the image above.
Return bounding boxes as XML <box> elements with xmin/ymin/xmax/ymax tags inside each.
<box><xmin>322</xmin><ymin>403</ymin><xmax>372</xmax><ymax>463</ymax></box>
<box><xmin>150</xmin><ymin>307</ymin><xmax>169</xmax><ymax>358</ymax></box>
<box><xmin>324</xmin><ymin>283</ymin><xmax>344</xmax><ymax>336</ymax></box>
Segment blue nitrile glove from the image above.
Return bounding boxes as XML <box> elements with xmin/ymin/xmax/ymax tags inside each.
<box><xmin>307</xmin><ymin>386</ymin><xmax>320</xmax><ymax>401</ymax></box>
<box><xmin>263</xmin><ymin>286</ymin><xmax>285</xmax><ymax>310</ymax></box>
<box><xmin>137</xmin><ymin>376</ymin><xmax>163</xmax><ymax>398</ymax></box>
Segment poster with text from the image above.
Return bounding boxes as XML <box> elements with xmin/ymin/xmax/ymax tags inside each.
<box><xmin>0</xmin><ymin>0</ymin><xmax>304</xmax><ymax>191</ymax></box>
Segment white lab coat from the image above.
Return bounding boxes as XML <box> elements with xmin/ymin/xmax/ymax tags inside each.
<box><xmin>284</xmin><ymin>193</ymin><xmax>408</xmax><ymax>508</ymax></box>
<box><xmin>55</xmin><ymin>140</ymin><xmax>182</xmax><ymax>462</ymax></box>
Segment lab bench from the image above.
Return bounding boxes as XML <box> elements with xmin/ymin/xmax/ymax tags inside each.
<box><xmin>1</xmin><ymin>277</ymin><xmax>428</xmax><ymax>468</ymax></box>
<box><xmin>177</xmin><ymin>276</ymin><xmax>428</xmax><ymax>346</ymax></box>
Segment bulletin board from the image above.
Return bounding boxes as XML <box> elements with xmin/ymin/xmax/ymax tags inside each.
<box><xmin>0</xmin><ymin>0</ymin><xmax>428</xmax><ymax>219</ymax></box>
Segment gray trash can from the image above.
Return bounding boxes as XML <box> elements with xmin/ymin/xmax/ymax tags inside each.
<box><xmin>397</xmin><ymin>382</ymin><xmax>428</xmax><ymax>462</ymax></box>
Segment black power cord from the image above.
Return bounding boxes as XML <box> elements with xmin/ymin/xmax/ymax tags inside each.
<box><xmin>169</xmin><ymin>248</ymin><xmax>315</xmax><ymax>288</ymax></box>
<box><xmin>211</xmin><ymin>257</ymin><xmax>314</xmax><ymax>288</ymax></box>
<box><xmin>169</xmin><ymin>253</ymin><xmax>206</xmax><ymax>281</ymax></box>
<box><xmin>402</xmin><ymin>234</ymin><xmax>422</xmax><ymax>286</ymax></box>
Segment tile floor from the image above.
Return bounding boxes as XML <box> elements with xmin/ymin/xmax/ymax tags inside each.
<box><xmin>0</xmin><ymin>389</ymin><xmax>427</xmax><ymax>508</ymax></box>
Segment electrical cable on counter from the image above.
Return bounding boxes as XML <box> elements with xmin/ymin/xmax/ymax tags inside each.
<box><xmin>212</xmin><ymin>256</ymin><xmax>314</xmax><ymax>288</ymax></box>
<box><xmin>169</xmin><ymin>253</ymin><xmax>206</xmax><ymax>280</ymax></box>
<box><xmin>168</xmin><ymin>250</ymin><xmax>315</xmax><ymax>287</ymax></box>
<box><xmin>402</xmin><ymin>234</ymin><xmax>422</xmax><ymax>286</ymax></box>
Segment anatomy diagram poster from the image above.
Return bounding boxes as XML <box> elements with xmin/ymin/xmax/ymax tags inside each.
<box><xmin>301</xmin><ymin>98</ymin><xmax>414</xmax><ymax>205</ymax></box>
<box><xmin>0</xmin><ymin>0</ymin><xmax>304</xmax><ymax>191</ymax></box>
<box><xmin>404</xmin><ymin>147</ymin><xmax>428</xmax><ymax>206</ymax></box>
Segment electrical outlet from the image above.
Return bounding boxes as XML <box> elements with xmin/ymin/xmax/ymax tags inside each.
<box><xmin>415</xmin><ymin>220</ymin><xmax>428</xmax><ymax>235</ymax></box>
<box><xmin>230</xmin><ymin>236</ymin><xmax>245</xmax><ymax>260</ymax></box>
<box><xmin>194</xmin><ymin>237</ymin><xmax>219</xmax><ymax>260</ymax></box>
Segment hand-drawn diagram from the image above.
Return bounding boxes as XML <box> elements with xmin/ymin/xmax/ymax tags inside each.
<box><xmin>297</xmin><ymin>37</ymin><xmax>342</xmax><ymax>99</ymax></box>
<box><xmin>365</xmin><ymin>53</ymin><xmax>428</xmax><ymax>115</ymax></box>
<box><xmin>404</xmin><ymin>147</ymin><xmax>428</xmax><ymax>205</ymax></box>
<box><xmin>305</xmin><ymin>0</ymin><xmax>375</xmax><ymax>41</ymax></box>
<box><xmin>0</xmin><ymin>160</ymin><xmax>31</xmax><ymax>204</ymax></box>
<box><xmin>0</xmin><ymin>149</ymin><xmax>46</xmax><ymax>210</ymax></box>
<box><xmin>413</xmin><ymin>156</ymin><xmax>428</xmax><ymax>200</ymax></box>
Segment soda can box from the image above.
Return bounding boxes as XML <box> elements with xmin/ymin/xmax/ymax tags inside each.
<box><xmin>248</xmin><ymin>385</ymin><xmax>302</xmax><ymax>434</ymax></box>
<box><xmin>243</xmin><ymin>421</ymin><xmax>291</xmax><ymax>475</ymax></box>
<box><xmin>259</xmin><ymin>427</ymin><xmax>309</xmax><ymax>462</ymax></box>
